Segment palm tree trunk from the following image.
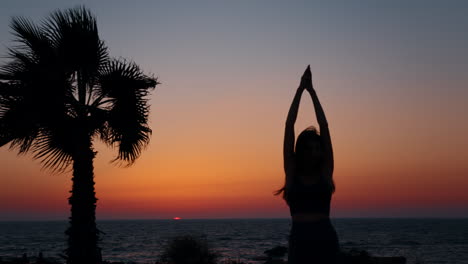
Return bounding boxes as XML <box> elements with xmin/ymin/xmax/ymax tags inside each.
<box><xmin>66</xmin><ymin>136</ymin><xmax>101</xmax><ymax>264</ymax></box>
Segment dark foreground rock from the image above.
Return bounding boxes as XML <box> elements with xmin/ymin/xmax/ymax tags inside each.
<box><xmin>340</xmin><ymin>249</ymin><xmax>406</xmax><ymax>264</ymax></box>
<box><xmin>370</xmin><ymin>257</ymin><xmax>406</xmax><ymax>264</ymax></box>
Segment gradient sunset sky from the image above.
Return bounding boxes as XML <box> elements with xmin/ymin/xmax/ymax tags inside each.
<box><xmin>1</xmin><ymin>0</ymin><xmax>467</xmax><ymax>220</ymax></box>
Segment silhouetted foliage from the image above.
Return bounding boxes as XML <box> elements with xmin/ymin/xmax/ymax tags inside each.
<box><xmin>0</xmin><ymin>6</ymin><xmax>158</xmax><ymax>264</ymax></box>
<box><xmin>160</xmin><ymin>235</ymin><xmax>218</xmax><ymax>264</ymax></box>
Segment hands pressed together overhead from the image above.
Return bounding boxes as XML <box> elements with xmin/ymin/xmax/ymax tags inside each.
<box><xmin>299</xmin><ymin>65</ymin><xmax>314</xmax><ymax>93</ymax></box>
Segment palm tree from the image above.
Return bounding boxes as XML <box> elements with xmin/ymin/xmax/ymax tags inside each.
<box><xmin>0</xmin><ymin>7</ymin><xmax>158</xmax><ymax>264</ymax></box>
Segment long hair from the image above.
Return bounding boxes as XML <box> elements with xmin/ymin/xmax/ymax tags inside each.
<box><xmin>275</xmin><ymin>126</ymin><xmax>335</xmax><ymax>202</ymax></box>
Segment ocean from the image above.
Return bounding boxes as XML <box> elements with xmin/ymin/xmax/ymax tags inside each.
<box><xmin>0</xmin><ymin>218</ymin><xmax>467</xmax><ymax>264</ymax></box>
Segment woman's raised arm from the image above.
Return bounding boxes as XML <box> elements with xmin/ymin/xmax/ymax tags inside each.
<box><xmin>284</xmin><ymin>68</ymin><xmax>308</xmax><ymax>175</ymax></box>
<box><xmin>303</xmin><ymin>66</ymin><xmax>334</xmax><ymax>177</ymax></box>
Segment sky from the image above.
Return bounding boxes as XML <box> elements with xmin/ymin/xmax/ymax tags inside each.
<box><xmin>0</xmin><ymin>0</ymin><xmax>467</xmax><ymax>220</ymax></box>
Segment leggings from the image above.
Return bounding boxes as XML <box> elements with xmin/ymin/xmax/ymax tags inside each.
<box><xmin>288</xmin><ymin>219</ymin><xmax>339</xmax><ymax>264</ymax></box>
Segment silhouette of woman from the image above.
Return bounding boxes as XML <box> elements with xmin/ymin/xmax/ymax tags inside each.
<box><xmin>276</xmin><ymin>66</ymin><xmax>339</xmax><ymax>264</ymax></box>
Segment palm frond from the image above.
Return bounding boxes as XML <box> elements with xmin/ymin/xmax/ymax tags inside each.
<box><xmin>0</xmin><ymin>113</ymin><xmax>39</xmax><ymax>154</ymax></box>
<box><xmin>97</xmin><ymin>59</ymin><xmax>158</xmax><ymax>165</ymax></box>
<box><xmin>31</xmin><ymin>129</ymin><xmax>74</xmax><ymax>173</ymax></box>
<box><xmin>43</xmin><ymin>6</ymin><xmax>108</xmax><ymax>75</ymax></box>
<box><xmin>0</xmin><ymin>49</ymin><xmax>36</xmax><ymax>81</ymax></box>
<box><xmin>0</xmin><ymin>82</ymin><xmax>38</xmax><ymax>151</ymax></box>
<box><xmin>10</xmin><ymin>16</ymin><xmax>52</xmax><ymax>62</ymax></box>
<box><xmin>0</xmin><ymin>16</ymin><xmax>57</xmax><ymax>84</ymax></box>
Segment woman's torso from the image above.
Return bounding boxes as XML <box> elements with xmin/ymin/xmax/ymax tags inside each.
<box><xmin>288</xmin><ymin>177</ymin><xmax>332</xmax><ymax>222</ymax></box>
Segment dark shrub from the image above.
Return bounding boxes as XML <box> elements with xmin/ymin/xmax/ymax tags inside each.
<box><xmin>160</xmin><ymin>235</ymin><xmax>218</xmax><ymax>264</ymax></box>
